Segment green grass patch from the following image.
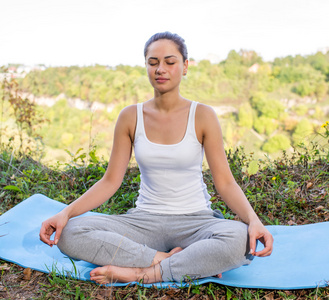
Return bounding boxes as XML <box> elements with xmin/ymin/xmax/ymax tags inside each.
<box><xmin>0</xmin><ymin>143</ymin><xmax>328</xmax><ymax>299</ymax></box>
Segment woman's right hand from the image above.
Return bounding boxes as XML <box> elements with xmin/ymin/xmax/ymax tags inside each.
<box><xmin>39</xmin><ymin>211</ymin><xmax>69</xmax><ymax>247</ymax></box>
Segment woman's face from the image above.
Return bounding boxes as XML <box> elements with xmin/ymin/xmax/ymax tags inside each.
<box><xmin>145</xmin><ymin>39</ymin><xmax>188</xmax><ymax>94</ymax></box>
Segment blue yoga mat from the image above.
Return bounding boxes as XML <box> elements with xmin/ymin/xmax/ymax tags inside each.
<box><xmin>0</xmin><ymin>194</ymin><xmax>328</xmax><ymax>289</ymax></box>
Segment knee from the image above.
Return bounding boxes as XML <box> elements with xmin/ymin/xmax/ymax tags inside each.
<box><xmin>227</xmin><ymin>222</ymin><xmax>251</xmax><ymax>265</ymax></box>
<box><xmin>213</xmin><ymin>221</ymin><xmax>249</xmax><ymax>257</ymax></box>
<box><xmin>231</xmin><ymin>221</ymin><xmax>249</xmax><ymax>251</ymax></box>
<box><xmin>57</xmin><ymin>219</ymin><xmax>79</xmax><ymax>255</ymax></box>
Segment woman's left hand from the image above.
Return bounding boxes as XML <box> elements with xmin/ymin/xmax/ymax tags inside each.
<box><xmin>248</xmin><ymin>220</ymin><xmax>274</xmax><ymax>257</ymax></box>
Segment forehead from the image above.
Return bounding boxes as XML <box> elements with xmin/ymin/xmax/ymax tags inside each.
<box><xmin>146</xmin><ymin>39</ymin><xmax>181</xmax><ymax>59</ymax></box>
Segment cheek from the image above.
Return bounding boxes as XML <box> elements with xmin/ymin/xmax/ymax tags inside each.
<box><xmin>146</xmin><ymin>67</ymin><xmax>154</xmax><ymax>79</ymax></box>
<box><xmin>172</xmin><ymin>65</ymin><xmax>184</xmax><ymax>77</ymax></box>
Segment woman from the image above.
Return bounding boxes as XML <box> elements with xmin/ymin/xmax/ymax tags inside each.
<box><xmin>40</xmin><ymin>32</ymin><xmax>273</xmax><ymax>285</ymax></box>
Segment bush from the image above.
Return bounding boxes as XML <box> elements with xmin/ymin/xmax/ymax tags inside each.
<box><xmin>253</xmin><ymin>116</ymin><xmax>278</xmax><ymax>135</ymax></box>
<box><xmin>294</xmin><ymin>104</ymin><xmax>308</xmax><ymax>116</ymax></box>
<box><xmin>292</xmin><ymin>118</ymin><xmax>314</xmax><ymax>146</ymax></box>
<box><xmin>262</xmin><ymin>134</ymin><xmax>291</xmax><ymax>153</ymax></box>
<box><xmin>250</xmin><ymin>93</ymin><xmax>285</xmax><ymax>119</ymax></box>
<box><xmin>238</xmin><ymin>102</ymin><xmax>253</xmax><ymax>129</ymax></box>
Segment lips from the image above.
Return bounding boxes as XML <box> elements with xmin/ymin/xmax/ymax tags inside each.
<box><xmin>155</xmin><ymin>77</ymin><xmax>169</xmax><ymax>83</ymax></box>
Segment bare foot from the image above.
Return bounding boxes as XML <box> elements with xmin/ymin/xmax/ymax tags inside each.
<box><xmin>151</xmin><ymin>247</ymin><xmax>183</xmax><ymax>266</ymax></box>
<box><xmin>90</xmin><ymin>247</ymin><xmax>183</xmax><ymax>284</ymax></box>
<box><xmin>90</xmin><ymin>264</ymin><xmax>162</xmax><ymax>284</ymax></box>
<box><xmin>216</xmin><ymin>273</ymin><xmax>222</xmax><ymax>279</ymax></box>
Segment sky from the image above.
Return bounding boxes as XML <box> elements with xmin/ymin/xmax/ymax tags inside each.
<box><xmin>0</xmin><ymin>0</ymin><xmax>329</xmax><ymax>67</ymax></box>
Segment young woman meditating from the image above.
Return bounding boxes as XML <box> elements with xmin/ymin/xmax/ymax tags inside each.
<box><xmin>40</xmin><ymin>32</ymin><xmax>273</xmax><ymax>284</ymax></box>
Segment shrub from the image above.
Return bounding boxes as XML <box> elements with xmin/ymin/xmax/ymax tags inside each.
<box><xmin>250</xmin><ymin>93</ymin><xmax>285</xmax><ymax>119</ymax></box>
<box><xmin>254</xmin><ymin>116</ymin><xmax>278</xmax><ymax>135</ymax></box>
<box><xmin>238</xmin><ymin>102</ymin><xmax>253</xmax><ymax>129</ymax></box>
<box><xmin>294</xmin><ymin>104</ymin><xmax>308</xmax><ymax>116</ymax></box>
<box><xmin>262</xmin><ymin>134</ymin><xmax>291</xmax><ymax>153</ymax></box>
<box><xmin>292</xmin><ymin>118</ymin><xmax>314</xmax><ymax>146</ymax></box>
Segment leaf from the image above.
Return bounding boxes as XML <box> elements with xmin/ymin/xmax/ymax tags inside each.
<box><xmin>315</xmin><ymin>205</ymin><xmax>324</xmax><ymax>213</ymax></box>
<box><xmin>0</xmin><ymin>264</ymin><xmax>10</xmax><ymax>271</ymax></box>
<box><xmin>3</xmin><ymin>185</ymin><xmax>22</xmax><ymax>193</ymax></box>
<box><xmin>247</xmin><ymin>160</ymin><xmax>259</xmax><ymax>176</ymax></box>
<box><xmin>98</xmin><ymin>166</ymin><xmax>106</xmax><ymax>173</ymax></box>
<box><xmin>264</xmin><ymin>293</ymin><xmax>274</xmax><ymax>300</ymax></box>
<box><xmin>306</xmin><ymin>182</ymin><xmax>313</xmax><ymax>189</ymax></box>
<box><xmin>23</xmin><ymin>268</ymin><xmax>32</xmax><ymax>280</ymax></box>
<box><xmin>89</xmin><ymin>151</ymin><xmax>97</xmax><ymax>163</ymax></box>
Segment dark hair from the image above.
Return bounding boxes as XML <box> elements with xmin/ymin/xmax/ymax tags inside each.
<box><xmin>144</xmin><ymin>31</ymin><xmax>188</xmax><ymax>62</ymax></box>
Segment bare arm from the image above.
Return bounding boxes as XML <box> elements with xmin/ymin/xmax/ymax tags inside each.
<box><xmin>40</xmin><ymin>105</ymin><xmax>137</xmax><ymax>246</ymax></box>
<box><xmin>196</xmin><ymin>104</ymin><xmax>273</xmax><ymax>257</ymax></box>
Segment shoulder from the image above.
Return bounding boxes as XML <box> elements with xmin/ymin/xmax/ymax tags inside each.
<box><xmin>118</xmin><ymin>104</ymin><xmax>137</xmax><ymax>118</ymax></box>
<box><xmin>194</xmin><ymin>103</ymin><xmax>222</xmax><ymax>143</ymax></box>
<box><xmin>195</xmin><ymin>103</ymin><xmax>217</xmax><ymax>118</ymax></box>
<box><xmin>114</xmin><ymin>104</ymin><xmax>138</xmax><ymax>140</ymax></box>
<box><xmin>195</xmin><ymin>103</ymin><xmax>220</xmax><ymax>129</ymax></box>
<box><xmin>116</xmin><ymin>104</ymin><xmax>137</xmax><ymax>126</ymax></box>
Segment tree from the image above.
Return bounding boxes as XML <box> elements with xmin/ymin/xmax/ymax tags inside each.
<box><xmin>262</xmin><ymin>134</ymin><xmax>291</xmax><ymax>153</ymax></box>
<box><xmin>253</xmin><ymin>116</ymin><xmax>278</xmax><ymax>135</ymax></box>
<box><xmin>292</xmin><ymin>118</ymin><xmax>313</xmax><ymax>146</ymax></box>
<box><xmin>238</xmin><ymin>102</ymin><xmax>253</xmax><ymax>129</ymax></box>
<box><xmin>250</xmin><ymin>93</ymin><xmax>285</xmax><ymax>119</ymax></box>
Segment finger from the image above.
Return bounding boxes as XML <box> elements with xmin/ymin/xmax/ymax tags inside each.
<box><xmin>249</xmin><ymin>235</ymin><xmax>257</xmax><ymax>255</ymax></box>
<box><xmin>39</xmin><ymin>226</ymin><xmax>54</xmax><ymax>246</ymax></box>
<box><xmin>54</xmin><ymin>226</ymin><xmax>63</xmax><ymax>245</ymax></box>
<box><xmin>254</xmin><ymin>235</ymin><xmax>273</xmax><ymax>257</ymax></box>
<box><xmin>254</xmin><ymin>245</ymin><xmax>272</xmax><ymax>257</ymax></box>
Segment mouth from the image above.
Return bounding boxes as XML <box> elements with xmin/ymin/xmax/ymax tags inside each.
<box><xmin>155</xmin><ymin>77</ymin><xmax>169</xmax><ymax>83</ymax></box>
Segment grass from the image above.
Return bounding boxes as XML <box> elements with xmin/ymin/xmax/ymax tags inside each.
<box><xmin>0</xmin><ymin>142</ymin><xmax>329</xmax><ymax>299</ymax></box>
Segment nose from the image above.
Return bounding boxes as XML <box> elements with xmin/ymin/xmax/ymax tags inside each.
<box><xmin>156</xmin><ymin>62</ymin><xmax>166</xmax><ymax>74</ymax></box>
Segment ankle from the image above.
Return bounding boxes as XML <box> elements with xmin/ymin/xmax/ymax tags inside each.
<box><xmin>152</xmin><ymin>251</ymin><xmax>168</xmax><ymax>266</ymax></box>
<box><xmin>136</xmin><ymin>264</ymin><xmax>162</xmax><ymax>284</ymax></box>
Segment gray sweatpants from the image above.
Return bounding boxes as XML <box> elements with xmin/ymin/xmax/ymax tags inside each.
<box><xmin>57</xmin><ymin>208</ymin><xmax>252</xmax><ymax>282</ymax></box>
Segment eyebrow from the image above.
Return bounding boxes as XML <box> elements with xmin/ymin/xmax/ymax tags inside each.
<box><xmin>148</xmin><ymin>55</ymin><xmax>178</xmax><ymax>60</ymax></box>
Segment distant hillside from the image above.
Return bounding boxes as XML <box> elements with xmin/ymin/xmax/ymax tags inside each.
<box><xmin>1</xmin><ymin>50</ymin><xmax>329</xmax><ymax>164</ymax></box>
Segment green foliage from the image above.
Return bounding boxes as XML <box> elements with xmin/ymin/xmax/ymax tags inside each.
<box><xmin>292</xmin><ymin>118</ymin><xmax>314</xmax><ymax>146</ymax></box>
<box><xmin>1</xmin><ymin>138</ymin><xmax>329</xmax><ymax>299</ymax></box>
<box><xmin>247</xmin><ymin>160</ymin><xmax>259</xmax><ymax>176</ymax></box>
<box><xmin>262</xmin><ymin>134</ymin><xmax>291</xmax><ymax>153</ymax></box>
<box><xmin>250</xmin><ymin>92</ymin><xmax>285</xmax><ymax>119</ymax></box>
<box><xmin>313</xmin><ymin>105</ymin><xmax>325</xmax><ymax>120</ymax></box>
<box><xmin>272</xmin><ymin>61</ymin><xmax>328</xmax><ymax>99</ymax></box>
<box><xmin>2</xmin><ymin>48</ymin><xmax>329</xmax><ymax>161</ymax></box>
<box><xmin>294</xmin><ymin>104</ymin><xmax>308</xmax><ymax>116</ymax></box>
<box><xmin>253</xmin><ymin>115</ymin><xmax>278</xmax><ymax>135</ymax></box>
<box><xmin>20</xmin><ymin>65</ymin><xmax>152</xmax><ymax>104</ymax></box>
<box><xmin>1</xmin><ymin>67</ymin><xmax>47</xmax><ymax>151</ymax></box>
<box><xmin>1</xmin><ymin>52</ymin><xmax>329</xmax><ymax>299</ymax></box>
<box><xmin>223</xmin><ymin>121</ymin><xmax>235</xmax><ymax>146</ymax></box>
<box><xmin>10</xmin><ymin>49</ymin><xmax>329</xmax><ymax>109</ymax></box>
<box><xmin>237</xmin><ymin>102</ymin><xmax>253</xmax><ymax>129</ymax></box>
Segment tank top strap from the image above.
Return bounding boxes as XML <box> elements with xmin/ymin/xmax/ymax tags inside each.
<box><xmin>135</xmin><ymin>102</ymin><xmax>144</xmax><ymax>139</ymax></box>
<box><xmin>186</xmin><ymin>101</ymin><xmax>198</xmax><ymax>139</ymax></box>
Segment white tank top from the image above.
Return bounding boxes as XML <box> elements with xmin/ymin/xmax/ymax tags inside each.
<box><xmin>133</xmin><ymin>101</ymin><xmax>212</xmax><ymax>214</ymax></box>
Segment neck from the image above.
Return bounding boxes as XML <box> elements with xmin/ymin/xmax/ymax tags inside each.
<box><xmin>153</xmin><ymin>89</ymin><xmax>185</xmax><ymax>112</ymax></box>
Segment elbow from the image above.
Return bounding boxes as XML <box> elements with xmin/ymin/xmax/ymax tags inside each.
<box><xmin>215</xmin><ymin>180</ymin><xmax>239</xmax><ymax>196</ymax></box>
<box><xmin>101</xmin><ymin>172</ymin><xmax>124</xmax><ymax>192</ymax></box>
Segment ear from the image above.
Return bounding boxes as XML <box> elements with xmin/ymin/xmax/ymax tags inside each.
<box><xmin>183</xmin><ymin>59</ymin><xmax>189</xmax><ymax>76</ymax></box>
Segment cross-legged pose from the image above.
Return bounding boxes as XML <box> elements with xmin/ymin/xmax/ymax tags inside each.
<box><xmin>40</xmin><ymin>32</ymin><xmax>273</xmax><ymax>285</ymax></box>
